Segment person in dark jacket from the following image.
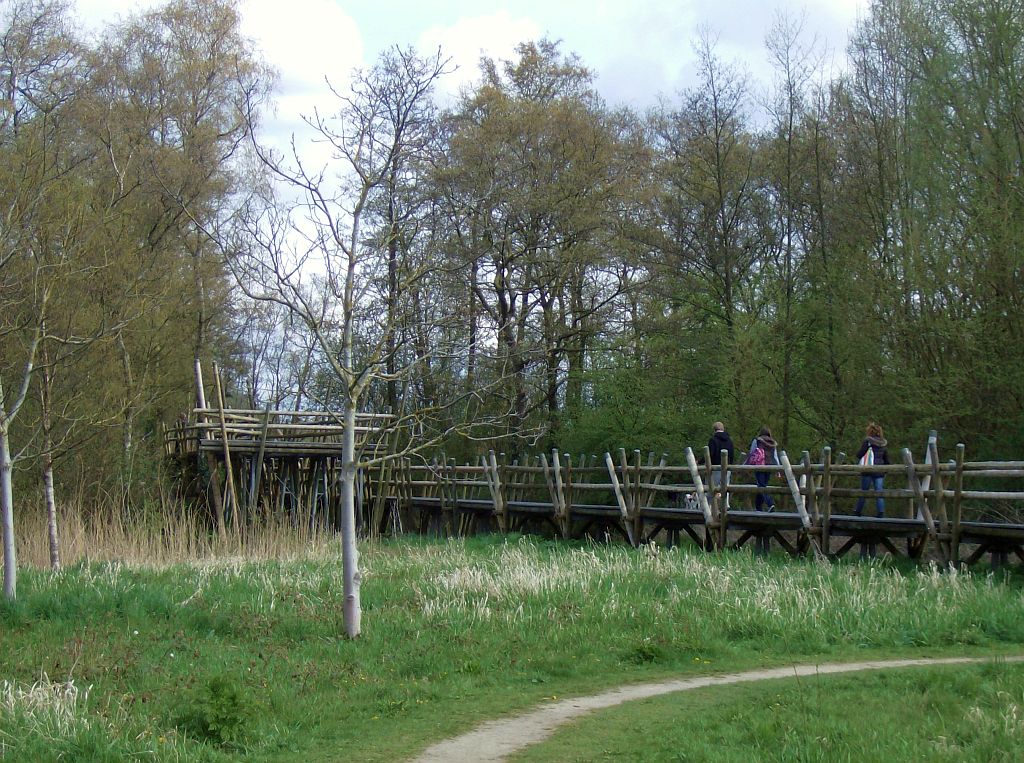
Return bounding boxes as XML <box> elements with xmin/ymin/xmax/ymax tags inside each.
<box><xmin>708</xmin><ymin>422</ymin><xmax>735</xmax><ymax>469</ymax></box>
<box><xmin>707</xmin><ymin>422</ymin><xmax>735</xmax><ymax>505</ymax></box>
<box><xmin>855</xmin><ymin>422</ymin><xmax>890</xmax><ymax>517</ymax></box>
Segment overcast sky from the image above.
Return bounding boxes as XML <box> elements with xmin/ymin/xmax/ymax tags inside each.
<box><xmin>74</xmin><ymin>0</ymin><xmax>868</xmax><ymax>155</ymax></box>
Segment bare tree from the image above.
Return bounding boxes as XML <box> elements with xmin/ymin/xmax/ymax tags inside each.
<box><xmin>201</xmin><ymin>46</ymin><xmax>518</xmax><ymax>637</ymax></box>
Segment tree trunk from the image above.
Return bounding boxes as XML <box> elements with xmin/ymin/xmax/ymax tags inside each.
<box><xmin>43</xmin><ymin>450</ymin><xmax>59</xmax><ymax>571</ymax></box>
<box><xmin>542</xmin><ymin>299</ymin><xmax>560</xmax><ymax>449</ymax></box>
<box><xmin>117</xmin><ymin>333</ymin><xmax>135</xmax><ymax>485</ymax></box>
<box><xmin>565</xmin><ymin>277</ymin><xmax>586</xmax><ymax>415</ymax></box>
<box><xmin>40</xmin><ymin>347</ymin><xmax>60</xmax><ymax>570</ymax></box>
<box><xmin>466</xmin><ymin>259</ymin><xmax>478</xmax><ymax>392</ymax></box>
<box><xmin>386</xmin><ymin>187</ymin><xmax>400</xmax><ymax>415</ymax></box>
<box><xmin>410</xmin><ymin>288</ymin><xmax>436</xmax><ymax>410</ymax></box>
<box><xmin>1</xmin><ymin>426</ymin><xmax>16</xmax><ymax>601</ymax></box>
<box><xmin>340</xmin><ymin>395</ymin><xmax>361</xmax><ymax>637</ymax></box>
<box><xmin>341</xmin><ymin>246</ymin><xmax>361</xmax><ymax>637</ymax></box>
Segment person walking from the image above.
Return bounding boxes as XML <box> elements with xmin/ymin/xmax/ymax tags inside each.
<box><xmin>854</xmin><ymin>422</ymin><xmax>890</xmax><ymax>518</ymax></box>
<box><xmin>746</xmin><ymin>427</ymin><xmax>780</xmax><ymax>556</ymax></box>
<box><xmin>747</xmin><ymin>427</ymin><xmax>780</xmax><ymax>512</ymax></box>
<box><xmin>854</xmin><ymin>422</ymin><xmax>890</xmax><ymax>560</ymax></box>
<box><xmin>708</xmin><ymin>422</ymin><xmax>735</xmax><ymax>493</ymax></box>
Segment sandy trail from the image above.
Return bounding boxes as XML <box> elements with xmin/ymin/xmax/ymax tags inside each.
<box><xmin>412</xmin><ymin>655</ymin><xmax>1024</xmax><ymax>762</ymax></box>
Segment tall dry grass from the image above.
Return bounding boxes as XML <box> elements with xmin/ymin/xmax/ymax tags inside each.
<box><xmin>15</xmin><ymin>498</ymin><xmax>342</xmax><ymax>569</ymax></box>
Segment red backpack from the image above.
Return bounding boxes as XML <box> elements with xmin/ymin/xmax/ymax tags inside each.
<box><xmin>746</xmin><ymin>445</ymin><xmax>766</xmax><ymax>466</ymax></box>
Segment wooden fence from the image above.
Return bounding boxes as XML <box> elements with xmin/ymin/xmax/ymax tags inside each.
<box><xmin>369</xmin><ymin>434</ymin><xmax>1024</xmax><ymax>569</ymax></box>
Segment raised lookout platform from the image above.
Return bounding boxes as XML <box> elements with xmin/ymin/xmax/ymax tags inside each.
<box><xmin>164</xmin><ymin>406</ymin><xmax>394</xmax><ymax>532</ymax></box>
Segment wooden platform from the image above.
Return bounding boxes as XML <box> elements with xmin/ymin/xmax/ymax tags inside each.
<box><xmin>164</xmin><ymin>407</ymin><xmax>393</xmax><ymax>531</ymax></box>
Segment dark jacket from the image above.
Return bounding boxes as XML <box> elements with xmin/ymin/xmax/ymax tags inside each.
<box><xmin>856</xmin><ymin>435</ymin><xmax>890</xmax><ymax>477</ymax></box>
<box><xmin>708</xmin><ymin>430</ymin><xmax>735</xmax><ymax>465</ymax></box>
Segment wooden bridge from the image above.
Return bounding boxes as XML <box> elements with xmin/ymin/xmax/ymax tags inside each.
<box><xmin>370</xmin><ymin>434</ymin><xmax>1024</xmax><ymax>569</ymax></box>
<box><xmin>164</xmin><ymin>411</ymin><xmax>1024</xmax><ymax>568</ymax></box>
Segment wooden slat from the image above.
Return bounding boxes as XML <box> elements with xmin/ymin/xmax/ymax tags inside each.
<box><xmin>685</xmin><ymin>448</ymin><xmax>715</xmax><ymax>528</ymax></box>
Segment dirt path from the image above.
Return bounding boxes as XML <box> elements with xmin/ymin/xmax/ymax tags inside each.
<box><xmin>412</xmin><ymin>655</ymin><xmax>1024</xmax><ymax>762</ymax></box>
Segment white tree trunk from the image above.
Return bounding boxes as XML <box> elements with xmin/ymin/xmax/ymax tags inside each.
<box><xmin>1</xmin><ymin>427</ymin><xmax>16</xmax><ymax>601</ymax></box>
<box><xmin>340</xmin><ymin>397</ymin><xmax>361</xmax><ymax>637</ymax></box>
<box><xmin>43</xmin><ymin>452</ymin><xmax>60</xmax><ymax>571</ymax></box>
<box><xmin>40</xmin><ymin>358</ymin><xmax>60</xmax><ymax>570</ymax></box>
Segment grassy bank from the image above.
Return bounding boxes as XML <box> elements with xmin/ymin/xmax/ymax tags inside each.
<box><xmin>1</xmin><ymin>535</ymin><xmax>1023</xmax><ymax>761</ymax></box>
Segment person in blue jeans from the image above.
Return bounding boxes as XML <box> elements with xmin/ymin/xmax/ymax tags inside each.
<box><xmin>855</xmin><ymin>422</ymin><xmax>890</xmax><ymax>517</ymax></box>
<box><xmin>747</xmin><ymin>427</ymin><xmax>780</xmax><ymax>512</ymax></box>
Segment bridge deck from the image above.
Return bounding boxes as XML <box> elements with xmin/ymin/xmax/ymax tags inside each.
<box><xmin>164</xmin><ymin>417</ymin><xmax>1024</xmax><ymax>568</ymax></box>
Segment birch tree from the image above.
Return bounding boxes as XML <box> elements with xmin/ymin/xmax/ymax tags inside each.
<box><xmin>0</xmin><ymin>0</ymin><xmax>86</xmax><ymax>598</ymax></box>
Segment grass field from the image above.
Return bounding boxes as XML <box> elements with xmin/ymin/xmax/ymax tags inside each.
<box><xmin>513</xmin><ymin>662</ymin><xmax>1024</xmax><ymax>762</ymax></box>
<box><xmin>2</xmin><ymin>534</ymin><xmax>1023</xmax><ymax>761</ymax></box>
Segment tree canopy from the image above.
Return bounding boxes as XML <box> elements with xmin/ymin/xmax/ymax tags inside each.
<box><xmin>3</xmin><ymin>0</ymin><xmax>1023</xmax><ymax>544</ymax></box>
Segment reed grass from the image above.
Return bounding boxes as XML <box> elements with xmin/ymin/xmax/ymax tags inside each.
<box><xmin>15</xmin><ymin>499</ymin><xmax>340</xmax><ymax>569</ymax></box>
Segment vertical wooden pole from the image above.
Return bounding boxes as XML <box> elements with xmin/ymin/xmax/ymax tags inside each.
<box><xmin>780</xmin><ymin>453</ymin><xmax>810</xmax><ymax>526</ymax></box>
<box><xmin>213</xmin><ymin>363</ymin><xmax>239</xmax><ymax>537</ymax></box>
<box><xmin>822</xmin><ymin>447</ymin><xmax>832</xmax><ymax>556</ymax></box>
<box><xmin>617</xmin><ymin>449</ymin><xmax>633</xmax><ymax>517</ymax></box>
<box><xmin>702</xmin><ymin>445</ymin><xmax>715</xmax><ymax>515</ymax></box>
<box><xmin>719</xmin><ymin>450</ymin><xmax>730</xmax><ymax>549</ymax></box>
<box><xmin>540</xmin><ymin>452</ymin><xmax>556</xmax><ymax>524</ymax></box>
<box><xmin>637</xmin><ymin>454</ymin><xmax>667</xmax><ymax>546</ymax></box>
<box><xmin>800</xmin><ymin>451</ymin><xmax>817</xmax><ymax>521</ymax></box>
<box><xmin>903</xmin><ymin>447</ymin><xmax>936</xmax><ymax>547</ymax></box>
<box><xmin>928</xmin><ymin>439</ymin><xmax>949</xmax><ymax>566</ymax></box>
<box><xmin>915</xmin><ymin>431</ymin><xmax>937</xmax><ymax>519</ymax></box>
<box><xmin>481</xmin><ymin>452</ymin><xmax>497</xmax><ymax>532</ymax></box>
<box><xmin>446</xmin><ymin>458</ymin><xmax>457</xmax><ymax>537</ymax></box>
<box><xmin>563</xmin><ymin>453</ymin><xmax>574</xmax><ymax>539</ymax></box>
<box><xmin>435</xmin><ymin>455</ymin><xmax>447</xmax><ymax>537</ymax></box>
<box><xmin>195</xmin><ymin>361</ymin><xmax>225</xmax><ymax>540</ymax></box>
<box><xmin>631</xmin><ymin>450</ymin><xmax>643</xmax><ymax>545</ymax></box>
<box><xmin>781</xmin><ymin>452</ymin><xmax>822</xmax><ymax>559</ymax></box>
<box><xmin>249</xmin><ymin>404</ymin><xmax>272</xmax><ymax>519</ymax></box>
<box><xmin>604</xmin><ymin>452</ymin><xmax>631</xmax><ymax>545</ymax></box>
<box><xmin>951</xmin><ymin>443</ymin><xmax>965</xmax><ymax>567</ymax></box>
<box><xmin>551</xmin><ymin>451</ymin><xmax>566</xmax><ymax>535</ymax></box>
<box><xmin>684</xmin><ymin>448</ymin><xmax>714</xmax><ymax>536</ymax></box>
<box><xmin>487</xmin><ymin>452</ymin><xmax>503</xmax><ymax>536</ymax></box>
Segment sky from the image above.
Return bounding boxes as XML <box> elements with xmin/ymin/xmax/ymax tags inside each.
<box><xmin>74</xmin><ymin>0</ymin><xmax>868</xmax><ymax>158</ymax></box>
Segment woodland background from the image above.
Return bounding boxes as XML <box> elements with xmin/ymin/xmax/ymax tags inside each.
<box><xmin>2</xmin><ymin>0</ymin><xmax>1022</xmax><ymax>520</ymax></box>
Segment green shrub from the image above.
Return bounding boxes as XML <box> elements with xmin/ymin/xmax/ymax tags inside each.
<box><xmin>178</xmin><ymin>674</ymin><xmax>257</xmax><ymax>747</ymax></box>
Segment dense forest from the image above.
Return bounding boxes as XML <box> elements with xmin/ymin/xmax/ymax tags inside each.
<box><xmin>2</xmin><ymin>0</ymin><xmax>1023</xmax><ymax>527</ymax></box>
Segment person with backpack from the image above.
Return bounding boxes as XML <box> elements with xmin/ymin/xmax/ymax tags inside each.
<box><xmin>747</xmin><ymin>427</ymin><xmax>780</xmax><ymax>512</ymax></box>
<box><xmin>854</xmin><ymin>422</ymin><xmax>890</xmax><ymax>517</ymax></box>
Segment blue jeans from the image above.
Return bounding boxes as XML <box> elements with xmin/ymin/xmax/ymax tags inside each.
<box><xmin>855</xmin><ymin>475</ymin><xmax>885</xmax><ymax>516</ymax></box>
<box><xmin>755</xmin><ymin>471</ymin><xmax>774</xmax><ymax>511</ymax></box>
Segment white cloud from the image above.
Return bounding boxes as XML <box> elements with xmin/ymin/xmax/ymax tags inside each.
<box><xmin>240</xmin><ymin>0</ymin><xmax>363</xmax><ymax>161</ymax></box>
<box><xmin>417</xmin><ymin>10</ymin><xmax>543</xmax><ymax>105</ymax></box>
<box><xmin>73</xmin><ymin>0</ymin><xmax>364</xmax><ymax>166</ymax></box>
